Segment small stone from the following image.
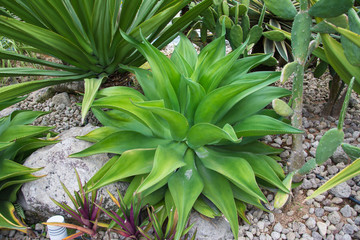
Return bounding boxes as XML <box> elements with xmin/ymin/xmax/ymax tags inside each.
<box><xmin>335</xmin><ymin>234</ymin><xmax>351</xmax><ymax>240</ymax></box>
<box><xmin>9</xmin><ymin>230</ymin><xmax>16</xmax><ymax>238</ymax></box>
<box><xmin>328</xmin><ymin>212</ymin><xmax>341</xmax><ymax>225</ymax></box>
<box><xmin>317</xmin><ymin>221</ymin><xmax>327</xmax><ymax>236</ymax></box>
<box><xmin>314</xmin><ymin>195</ymin><xmax>325</xmax><ymax>202</ymax></box>
<box><xmin>315</xmin><ymin>208</ymin><xmax>324</xmax><ymax>217</ymax></box>
<box><xmin>306</xmin><ymin>217</ymin><xmax>316</xmax><ymax>229</ymax></box>
<box><xmin>327</xmin><ymin>165</ymin><xmax>339</xmax><ymax>175</ymax></box>
<box><xmin>35</xmin><ymin>223</ymin><xmax>44</xmax><ymax>232</ymax></box>
<box><xmin>331</xmin><ymin>197</ymin><xmax>343</xmax><ymax>204</ymax></box>
<box><xmin>343</xmin><ymin>224</ymin><xmax>356</xmax><ymax>235</ymax></box>
<box><xmin>287</xmin><ymin>232</ymin><xmax>296</xmax><ymax>240</ymax></box>
<box><xmin>257</xmin><ymin>221</ymin><xmax>265</xmax><ymax>231</ymax></box>
<box><xmin>51</xmin><ymin>92</ymin><xmax>71</xmax><ymax>107</ymax></box>
<box><xmin>287</xmin><ymin>210</ymin><xmax>294</xmax><ymax>216</ymax></box>
<box><xmin>302</xmin><ymin>179</ymin><xmax>313</xmax><ymax>189</ymax></box>
<box><xmin>330</xmin><ymin>182</ymin><xmax>352</xmax><ymax>198</ymax></box>
<box><xmin>312</xmin><ymin>231</ymin><xmax>322</xmax><ymax>240</ymax></box>
<box><xmin>340</xmin><ymin>205</ymin><xmax>353</xmax><ymax>218</ymax></box>
<box><xmin>331</xmin><ymin>146</ymin><xmax>349</xmax><ymax>164</ymax></box>
<box><xmin>324</xmin><ymin>206</ymin><xmax>339</xmax><ymax>212</ymax></box>
<box><xmin>309</xmin><ymin>207</ymin><xmax>315</xmax><ymax>214</ymax></box>
<box><xmin>274</xmin><ymin>223</ymin><xmax>283</xmax><ymax>233</ymax></box>
<box><xmin>271</xmin><ymin>232</ymin><xmax>280</xmax><ymax>240</ymax></box>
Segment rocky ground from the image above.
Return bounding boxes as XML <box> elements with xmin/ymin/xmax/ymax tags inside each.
<box><xmin>0</xmin><ymin>52</ymin><xmax>360</xmax><ymax>239</ymax></box>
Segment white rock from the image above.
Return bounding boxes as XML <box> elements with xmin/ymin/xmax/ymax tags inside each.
<box><xmin>317</xmin><ymin>221</ymin><xmax>327</xmax><ymax>236</ymax></box>
<box><xmin>19</xmin><ymin>125</ymin><xmax>128</xmax><ymax>223</ymax></box>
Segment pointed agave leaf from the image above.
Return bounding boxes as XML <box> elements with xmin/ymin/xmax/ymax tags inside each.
<box><xmin>218</xmin><ymin>86</ymin><xmax>291</xmax><ymax>126</ymax></box>
<box><xmin>168</xmin><ymin>150</ymin><xmax>204</xmax><ymax>240</ymax></box>
<box><xmin>86</xmin><ymin>149</ymin><xmax>155</xmax><ymax>192</ymax></box>
<box><xmin>195</xmin><ymin>72</ymin><xmax>281</xmax><ymax>124</ymax></box>
<box><xmin>96</xmin><ymin>86</ymin><xmax>146</xmax><ymax>100</ymax></box>
<box><xmin>70</xmin><ymin>131</ymin><xmax>170</xmax><ymax>157</ymax></box>
<box><xmin>197</xmin><ymin>39</ymin><xmax>248</xmax><ymax>92</ymax></box>
<box><xmin>171</xmin><ymin>34</ymin><xmax>198</xmax><ymax>72</ymax></box>
<box><xmin>133</xmin><ymin>102</ymin><xmax>189</xmax><ymax>141</ymax></box>
<box><xmin>0</xmin><ymin>125</ymin><xmax>54</xmax><ymax>142</ymax></box>
<box><xmin>0</xmin><ymin>159</ymin><xmax>43</xmax><ymax>181</ymax></box>
<box><xmin>231</xmin><ymin>184</ymin><xmax>268</xmax><ymax>212</ymax></box>
<box><xmin>76</xmin><ymin>126</ymin><xmax>120</xmax><ymax>143</ymax></box>
<box><xmin>90</xmin><ymin>96</ymin><xmax>166</xmax><ymax>137</ymax></box>
<box><xmin>235</xmin><ymin>200</ymin><xmax>250</xmax><ymax>224</ymax></box>
<box><xmin>306</xmin><ymin>158</ymin><xmax>360</xmax><ymax>200</ymax></box>
<box><xmin>121</xmin><ymin>31</ymin><xmax>181</xmax><ymax>112</ymax></box>
<box><xmin>187</xmin><ymin>123</ymin><xmax>241</xmax><ymax>149</ymax></box>
<box><xmin>9</xmin><ymin>111</ymin><xmax>49</xmax><ymax>126</ymax></box>
<box><xmin>136</xmin><ymin>143</ymin><xmax>187</xmax><ymax>194</ymax></box>
<box><xmin>193</xmin><ymin>197</ymin><xmax>221</xmax><ymax>218</ymax></box>
<box><xmin>82</xmin><ymin>76</ymin><xmax>106</xmax><ymax>123</ymax></box>
<box><xmin>195</xmin><ymin>159</ymin><xmax>239</xmax><ymax>240</ymax></box>
<box><xmin>0</xmin><ymin>73</ymin><xmax>94</xmax><ymax>103</ymax></box>
<box><xmin>233</xmin><ymin>152</ymin><xmax>289</xmax><ymax>193</ymax></box>
<box><xmin>196</xmin><ymin>147</ymin><xmax>267</xmax><ymax>203</ymax></box>
<box><xmin>329</xmin><ymin>24</ymin><xmax>360</xmax><ymax>48</ymax></box>
<box><xmin>234</xmin><ymin>115</ymin><xmax>303</xmax><ymax>137</ymax></box>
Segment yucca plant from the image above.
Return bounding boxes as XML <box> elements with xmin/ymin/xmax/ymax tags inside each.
<box><xmin>70</xmin><ymin>33</ymin><xmax>303</xmax><ymax>239</ymax></box>
<box><xmin>0</xmin><ymin>0</ymin><xmax>213</xmax><ymax>121</ymax></box>
<box><xmin>0</xmin><ymin>100</ymin><xmax>58</xmax><ymax>232</ymax></box>
<box><xmin>44</xmin><ymin>169</ymin><xmax>103</xmax><ymax>240</ymax></box>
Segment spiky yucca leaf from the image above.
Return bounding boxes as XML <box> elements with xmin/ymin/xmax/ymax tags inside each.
<box><xmin>0</xmin><ymin>0</ymin><xmax>213</xmax><ymax>121</ymax></box>
<box><xmin>73</xmin><ymin>33</ymin><xmax>303</xmax><ymax>239</ymax></box>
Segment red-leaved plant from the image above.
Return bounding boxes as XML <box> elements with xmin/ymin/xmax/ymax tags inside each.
<box><xmin>97</xmin><ymin>190</ymin><xmax>149</xmax><ymax>239</ymax></box>
<box><xmin>43</xmin><ymin>169</ymin><xmax>103</xmax><ymax>240</ymax></box>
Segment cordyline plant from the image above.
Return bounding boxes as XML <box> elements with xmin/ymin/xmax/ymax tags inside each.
<box><xmin>97</xmin><ymin>190</ymin><xmax>149</xmax><ymax>239</ymax></box>
<box><xmin>0</xmin><ymin>0</ymin><xmax>213</xmax><ymax>122</ymax></box>
<box><xmin>71</xmin><ymin>32</ymin><xmax>303</xmax><ymax>239</ymax></box>
<box><xmin>44</xmin><ymin>169</ymin><xmax>103</xmax><ymax>240</ymax></box>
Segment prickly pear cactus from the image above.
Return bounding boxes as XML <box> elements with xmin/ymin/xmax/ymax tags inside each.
<box><xmin>263</xmin><ymin>0</ymin><xmax>297</xmax><ymax>20</ymax></box>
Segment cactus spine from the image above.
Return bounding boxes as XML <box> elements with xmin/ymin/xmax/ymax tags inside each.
<box><xmin>288</xmin><ymin>0</ymin><xmax>311</xmax><ymax>181</ymax></box>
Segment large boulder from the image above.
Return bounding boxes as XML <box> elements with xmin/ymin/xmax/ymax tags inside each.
<box><xmin>19</xmin><ymin>124</ymin><xmax>128</xmax><ymax>224</ymax></box>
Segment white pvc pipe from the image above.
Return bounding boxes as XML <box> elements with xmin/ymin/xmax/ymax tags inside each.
<box><xmin>46</xmin><ymin>215</ymin><xmax>68</xmax><ymax>240</ymax></box>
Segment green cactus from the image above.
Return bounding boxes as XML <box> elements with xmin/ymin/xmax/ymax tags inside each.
<box><xmin>309</xmin><ymin>0</ymin><xmax>354</xmax><ymax>18</ymax></box>
<box><xmin>272</xmin><ymin>99</ymin><xmax>293</xmax><ymax>117</ymax></box>
<box><xmin>341</xmin><ymin>143</ymin><xmax>360</xmax><ymax>162</ymax></box>
<box><xmin>263</xmin><ymin>30</ymin><xmax>286</xmax><ymax>42</ymax></box>
<box><xmin>263</xmin><ymin>0</ymin><xmax>297</xmax><ymax>20</ymax></box>
<box><xmin>298</xmin><ymin>158</ymin><xmax>317</xmax><ymax>175</ymax></box>
<box><xmin>291</xmin><ymin>12</ymin><xmax>312</xmax><ymax>64</ymax></box>
<box><xmin>341</xmin><ymin>9</ymin><xmax>360</xmax><ymax>66</ymax></box>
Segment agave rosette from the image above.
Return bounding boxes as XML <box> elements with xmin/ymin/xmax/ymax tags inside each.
<box><xmin>71</xmin><ymin>33</ymin><xmax>302</xmax><ymax>239</ymax></box>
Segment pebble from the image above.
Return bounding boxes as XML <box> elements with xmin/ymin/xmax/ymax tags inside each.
<box><xmin>340</xmin><ymin>205</ymin><xmax>353</xmax><ymax>218</ymax></box>
<box><xmin>306</xmin><ymin>217</ymin><xmax>316</xmax><ymax>229</ymax></box>
<box><xmin>328</xmin><ymin>212</ymin><xmax>341</xmax><ymax>225</ymax></box>
<box><xmin>315</xmin><ymin>208</ymin><xmax>324</xmax><ymax>217</ymax></box>
<box><xmin>274</xmin><ymin>223</ymin><xmax>283</xmax><ymax>233</ymax></box>
<box><xmin>317</xmin><ymin>221</ymin><xmax>327</xmax><ymax>236</ymax></box>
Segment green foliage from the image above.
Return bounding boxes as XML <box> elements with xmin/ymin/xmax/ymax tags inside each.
<box><xmin>309</xmin><ymin>0</ymin><xmax>354</xmax><ymax>18</ymax></box>
<box><xmin>44</xmin><ymin>169</ymin><xmax>103</xmax><ymax>240</ymax></box>
<box><xmin>139</xmin><ymin>206</ymin><xmax>196</xmax><ymax>240</ymax></box>
<box><xmin>0</xmin><ymin>109</ymin><xmax>58</xmax><ymax>232</ymax></box>
<box><xmin>263</xmin><ymin>0</ymin><xmax>297</xmax><ymax>20</ymax></box>
<box><xmin>73</xmin><ymin>34</ymin><xmax>302</xmax><ymax>239</ymax></box>
<box><xmin>0</xmin><ymin>0</ymin><xmax>213</xmax><ymax>121</ymax></box>
<box><xmin>97</xmin><ymin>191</ymin><xmax>149</xmax><ymax>239</ymax></box>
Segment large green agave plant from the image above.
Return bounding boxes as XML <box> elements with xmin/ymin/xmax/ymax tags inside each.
<box><xmin>0</xmin><ymin>0</ymin><xmax>213</xmax><ymax>121</ymax></box>
<box><xmin>71</xmin><ymin>33</ymin><xmax>303</xmax><ymax>239</ymax></box>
